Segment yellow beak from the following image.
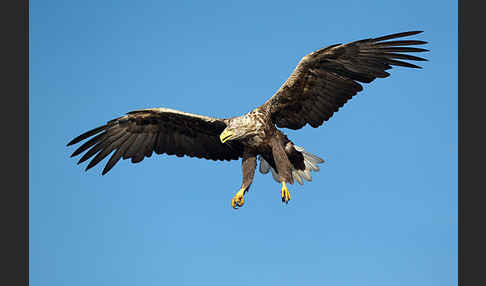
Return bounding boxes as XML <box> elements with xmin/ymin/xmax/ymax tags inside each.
<box><xmin>220</xmin><ymin>130</ymin><xmax>234</xmax><ymax>143</ymax></box>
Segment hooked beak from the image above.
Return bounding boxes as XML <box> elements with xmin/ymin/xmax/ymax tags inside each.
<box><xmin>220</xmin><ymin>130</ymin><xmax>235</xmax><ymax>143</ymax></box>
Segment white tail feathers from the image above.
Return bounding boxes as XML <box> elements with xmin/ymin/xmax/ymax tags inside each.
<box><xmin>258</xmin><ymin>145</ymin><xmax>324</xmax><ymax>185</ymax></box>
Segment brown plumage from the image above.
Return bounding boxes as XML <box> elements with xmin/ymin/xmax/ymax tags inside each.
<box><xmin>261</xmin><ymin>31</ymin><xmax>428</xmax><ymax>130</ymax></box>
<box><xmin>67</xmin><ymin>31</ymin><xmax>428</xmax><ymax>209</ymax></box>
<box><xmin>67</xmin><ymin>108</ymin><xmax>245</xmax><ymax>175</ymax></box>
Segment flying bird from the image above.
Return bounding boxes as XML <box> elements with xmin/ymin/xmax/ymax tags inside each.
<box><xmin>67</xmin><ymin>31</ymin><xmax>428</xmax><ymax>209</ymax></box>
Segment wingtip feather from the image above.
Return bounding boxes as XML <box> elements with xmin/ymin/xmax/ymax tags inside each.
<box><xmin>374</xmin><ymin>30</ymin><xmax>424</xmax><ymax>42</ymax></box>
<box><xmin>67</xmin><ymin>125</ymin><xmax>106</xmax><ymax>146</ymax></box>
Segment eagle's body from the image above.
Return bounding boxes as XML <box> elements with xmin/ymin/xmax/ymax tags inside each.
<box><xmin>67</xmin><ymin>31</ymin><xmax>428</xmax><ymax>208</ymax></box>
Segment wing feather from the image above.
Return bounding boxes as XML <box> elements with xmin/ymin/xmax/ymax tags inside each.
<box><xmin>70</xmin><ymin>132</ymin><xmax>107</xmax><ymax>157</ymax></box>
<box><xmin>125</xmin><ymin>133</ymin><xmax>147</xmax><ymax>159</ymax></box>
<box><xmin>78</xmin><ymin>128</ymin><xmax>126</xmax><ymax>164</ymax></box>
<box><xmin>259</xmin><ymin>31</ymin><xmax>428</xmax><ymax>130</ymax></box>
<box><xmin>102</xmin><ymin>133</ymin><xmax>138</xmax><ymax>175</ymax></box>
<box><xmin>68</xmin><ymin>108</ymin><xmax>244</xmax><ymax>175</ymax></box>
<box><xmin>86</xmin><ymin>133</ymin><xmax>131</xmax><ymax>171</ymax></box>
<box><xmin>67</xmin><ymin>125</ymin><xmax>106</xmax><ymax>146</ymax></box>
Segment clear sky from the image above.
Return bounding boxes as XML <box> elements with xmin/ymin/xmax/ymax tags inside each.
<box><xmin>30</xmin><ymin>1</ymin><xmax>457</xmax><ymax>285</ymax></box>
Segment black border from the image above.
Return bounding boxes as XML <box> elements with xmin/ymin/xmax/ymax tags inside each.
<box><xmin>2</xmin><ymin>0</ymin><xmax>28</xmax><ymax>285</ymax></box>
<box><xmin>460</xmin><ymin>1</ymin><xmax>486</xmax><ymax>285</ymax></box>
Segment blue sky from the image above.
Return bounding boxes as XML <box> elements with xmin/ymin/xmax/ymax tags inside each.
<box><xmin>30</xmin><ymin>1</ymin><xmax>457</xmax><ymax>285</ymax></box>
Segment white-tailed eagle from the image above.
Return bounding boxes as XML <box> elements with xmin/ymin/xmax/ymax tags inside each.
<box><xmin>67</xmin><ymin>31</ymin><xmax>428</xmax><ymax>209</ymax></box>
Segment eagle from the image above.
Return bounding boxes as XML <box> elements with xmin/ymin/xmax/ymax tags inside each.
<box><xmin>67</xmin><ymin>31</ymin><xmax>428</xmax><ymax>209</ymax></box>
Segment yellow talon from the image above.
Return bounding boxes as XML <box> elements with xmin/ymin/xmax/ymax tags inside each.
<box><xmin>232</xmin><ymin>188</ymin><xmax>245</xmax><ymax>209</ymax></box>
<box><xmin>281</xmin><ymin>182</ymin><xmax>291</xmax><ymax>204</ymax></box>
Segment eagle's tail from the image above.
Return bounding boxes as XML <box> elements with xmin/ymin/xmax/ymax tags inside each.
<box><xmin>259</xmin><ymin>145</ymin><xmax>324</xmax><ymax>185</ymax></box>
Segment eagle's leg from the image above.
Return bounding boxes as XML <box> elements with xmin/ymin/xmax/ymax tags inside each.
<box><xmin>232</xmin><ymin>152</ymin><xmax>256</xmax><ymax>209</ymax></box>
<box><xmin>271</xmin><ymin>137</ymin><xmax>293</xmax><ymax>204</ymax></box>
<box><xmin>281</xmin><ymin>181</ymin><xmax>291</xmax><ymax>204</ymax></box>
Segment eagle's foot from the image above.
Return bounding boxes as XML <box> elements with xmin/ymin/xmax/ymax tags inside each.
<box><xmin>232</xmin><ymin>188</ymin><xmax>246</xmax><ymax>209</ymax></box>
<box><xmin>281</xmin><ymin>182</ymin><xmax>291</xmax><ymax>204</ymax></box>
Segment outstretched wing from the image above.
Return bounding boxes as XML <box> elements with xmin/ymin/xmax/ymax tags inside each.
<box><xmin>259</xmin><ymin>31</ymin><xmax>428</xmax><ymax>130</ymax></box>
<box><xmin>67</xmin><ymin>108</ymin><xmax>244</xmax><ymax>175</ymax></box>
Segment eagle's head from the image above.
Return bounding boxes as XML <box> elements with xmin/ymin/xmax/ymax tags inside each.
<box><xmin>219</xmin><ymin>115</ymin><xmax>261</xmax><ymax>143</ymax></box>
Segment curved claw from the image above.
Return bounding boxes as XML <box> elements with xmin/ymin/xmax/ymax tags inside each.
<box><xmin>232</xmin><ymin>188</ymin><xmax>246</xmax><ymax>209</ymax></box>
<box><xmin>281</xmin><ymin>182</ymin><xmax>291</xmax><ymax>204</ymax></box>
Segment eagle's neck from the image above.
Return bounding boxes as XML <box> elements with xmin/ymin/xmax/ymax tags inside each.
<box><xmin>234</xmin><ymin>110</ymin><xmax>273</xmax><ymax>148</ymax></box>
